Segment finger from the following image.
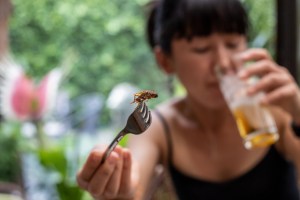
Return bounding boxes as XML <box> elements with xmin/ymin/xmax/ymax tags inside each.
<box><xmin>247</xmin><ymin>73</ymin><xmax>291</xmax><ymax>95</ymax></box>
<box><xmin>238</xmin><ymin>60</ymin><xmax>281</xmax><ymax>79</ymax></box>
<box><xmin>77</xmin><ymin>146</ymin><xmax>106</xmax><ymax>186</ymax></box>
<box><xmin>261</xmin><ymin>84</ymin><xmax>296</xmax><ymax>105</ymax></box>
<box><xmin>103</xmin><ymin>146</ymin><xmax>124</xmax><ymax>198</ymax></box>
<box><xmin>76</xmin><ymin>172</ymin><xmax>89</xmax><ymax>190</ymax></box>
<box><xmin>118</xmin><ymin>149</ymin><xmax>135</xmax><ymax>198</ymax></box>
<box><xmin>238</xmin><ymin>48</ymin><xmax>272</xmax><ymax>62</ymax></box>
<box><xmin>88</xmin><ymin>151</ymin><xmax>119</xmax><ymax>198</ymax></box>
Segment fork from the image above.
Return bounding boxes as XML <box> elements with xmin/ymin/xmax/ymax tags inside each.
<box><xmin>100</xmin><ymin>101</ymin><xmax>152</xmax><ymax>164</ymax></box>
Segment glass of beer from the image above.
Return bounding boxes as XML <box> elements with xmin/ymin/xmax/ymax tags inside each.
<box><xmin>216</xmin><ymin>67</ymin><xmax>279</xmax><ymax>149</ymax></box>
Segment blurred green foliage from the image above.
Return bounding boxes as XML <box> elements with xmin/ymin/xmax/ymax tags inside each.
<box><xmin>38</xmin><ymin>140</ymin><xmax>84</xmax><ymax>200</ymax></box>
<box><xmin>243</xmin><ymin>0</ymin><xmax>276</xmax><ymax>55</ymax></box>
<box><xmin>0</xmin><ymin>123</ymin><xmax>22</xmax><ymax>184</ymax></box>
<box><xmin>9</xmin><ymin>0</ymin><xmax>276</xmax><ymax>106</ymax></box>
<box><xmin>9</xmin><ymin>0</ymin><xmax>170</xmax><ymax>104</ymax></box>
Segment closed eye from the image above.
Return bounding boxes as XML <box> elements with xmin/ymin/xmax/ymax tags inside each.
<box><xmin>226</xmin><ymin>42</ymin><xmax>240</xmax><ymax>50</ymax></box>
<box><xmin>191</xmin><ymin>46</ymin><xmax>210</xmax><ymax>54</ymax></box>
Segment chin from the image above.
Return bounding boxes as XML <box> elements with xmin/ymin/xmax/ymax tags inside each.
<box><xmin>207</xmin><ymin>99</ymin><xmax>227</xmax><ymax>109</ymax></box>
<box><xmin>204</xmin><ymin>93</ymin><xmax>228</xmax><ymax>109</ymax></box>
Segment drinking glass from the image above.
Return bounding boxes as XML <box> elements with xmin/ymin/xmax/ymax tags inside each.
<box><xmin>217</xmin><ymin>67</ymin><xmax>279</xmax><ymax>149</ymax></box>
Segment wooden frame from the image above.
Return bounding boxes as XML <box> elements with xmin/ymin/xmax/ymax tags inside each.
<box><xmin>276</xmin><ymin>0</ymin><xmax>299</xmax><ymax>82</ymax></box>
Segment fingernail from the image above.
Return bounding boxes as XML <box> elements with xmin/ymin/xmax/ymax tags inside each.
<box><xmin>238</xmin><ymin>70</ymin><xmax>247</xmax><ymax>78</ymax></box>
<box><xmin>91</xmin><ymin>150</ymin><xmax>101</xmax><ymax>163</ymax></box>
<box><xmin>108</xmin><ymin>153</ymin><xmax>118</xmax><ymax>165</ymax></box>
<box><xmin>108</xmin><ymin>157</ymin><xmax>116</xmax><ymax>165</ymax></box>
<box><xmin>260</xmin><ymin>98</ymin><xmax>268</xmax><ymax>105</ymax></box>
<box><xmin>123</xmin><ymin>148</ymin><xmax>130</xmax><ymax>158</ymax></box>
<box><xmin>247</xmin><ymin>87</ymin><xmax>254</xmax><ymax>95</ymax></box>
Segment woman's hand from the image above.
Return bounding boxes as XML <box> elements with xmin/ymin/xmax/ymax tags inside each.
<box><xmin>76</xmin><ymin>145</ymin><xmax>139</xmax><ymax>200</ymax></box>
<box><xmin>235</xmin><ymin>48</ymin><xmax>300</xmax><ymax>123</ymax></box>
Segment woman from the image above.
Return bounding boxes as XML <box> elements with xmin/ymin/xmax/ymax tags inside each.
<box><xmin>77</xmin><ymin>0</ymin><xmax>300</xmax><ymax>199</ymax></box>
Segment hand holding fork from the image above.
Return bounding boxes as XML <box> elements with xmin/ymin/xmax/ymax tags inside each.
<box><xmin>76</xmin><ymin>101</ymin><xmax>153</xmax><ymax>199</ymax></box>
<box><xmin>100</xmin><ymin>101</ymin><xmax>152</xmax><ymax>164</ymax></box>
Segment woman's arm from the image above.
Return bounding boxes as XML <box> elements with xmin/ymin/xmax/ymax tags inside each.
<box><xmin>127</xmin><ymin>111</ymin><xmax>167</xmax><ymax>199</ymax></box>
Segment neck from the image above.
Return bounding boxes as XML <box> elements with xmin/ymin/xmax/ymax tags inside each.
<box><xmin>181</xmin><ymin>97</ymin><xmax>234</xmax><ymax>132</ymax></box>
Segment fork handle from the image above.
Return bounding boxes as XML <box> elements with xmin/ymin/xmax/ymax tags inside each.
<box><xmin>100</xmin><ymin>130</ymin><xmax>126</xmax><ymax>164</ymax></box>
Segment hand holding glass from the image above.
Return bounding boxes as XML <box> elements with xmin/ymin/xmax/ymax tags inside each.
<box><xmin>217</xmin><ymin>67</ymin><xmax>279</xmax><ymax>149</ymax></box>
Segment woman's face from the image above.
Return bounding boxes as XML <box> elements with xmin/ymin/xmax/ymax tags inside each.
<box><xmin>169</xmin><ymin>33</ymin><xmax>247</xmax><ymax>108</ymax></box>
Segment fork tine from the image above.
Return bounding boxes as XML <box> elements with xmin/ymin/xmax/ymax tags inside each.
<box><xmin>136</xmin><ymin>101</ymin><xmax>144</xmax><ymax>112</ymax></box>
<box><xmin>145</xmin><ymin>109</ymin><xmax>151</xmax><ymax>123</ymax></box>
<box><xmin>141</xmin><ymin>103</ymin><xmax>151</xmax><ymax>126</ymax></box>
<box><xmin>142</xmin><ymin>104</ymin><xmax>148</xmax><ymax>118</ymax></box>
<box><xmin>141</xmin><ymin>102</ymin><xmax>148</xmax><ymax>117</ymax></box>
<box><xmin>140</xmin><ymin>101</ymin><xmax>146</xmax><ymax>112</ymax></box>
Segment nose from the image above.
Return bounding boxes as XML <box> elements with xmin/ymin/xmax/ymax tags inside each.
<box><xmin>215</xmin><ymin>46</ymin><xmax>235</xmax><ymax>74</ymax></box>
<box><xmin>216</xmin><ymin>46</ymin><xmax>231</xmax><ymax>69</ymax></box>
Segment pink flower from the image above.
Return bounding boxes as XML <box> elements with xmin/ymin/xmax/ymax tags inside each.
<box><xmin>0</xmin><ymin>58</ymin><xmax>63</xmax><ymax>121</ymax></box>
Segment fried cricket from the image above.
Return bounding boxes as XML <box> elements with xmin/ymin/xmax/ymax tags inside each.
<box><xmin>131</xmin><ymin>90</ymin><xmax>158</xmax><ymax>104</ymax></box>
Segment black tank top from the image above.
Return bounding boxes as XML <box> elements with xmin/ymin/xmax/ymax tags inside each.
<box><xmin>154</xmin><ymin>110</ymin><xmax>300</xmax><ymax>200</ymax></box>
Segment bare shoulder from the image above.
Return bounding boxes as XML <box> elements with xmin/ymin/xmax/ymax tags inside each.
<box><xmin>128</xmin><ymin>98</ymin><xmax>182</xmax><ymax>163</ymax></box>
<box><xmin>124</xmin><ymin>100</ymin><xmax>180</xmax><ymax>198</ymax></box>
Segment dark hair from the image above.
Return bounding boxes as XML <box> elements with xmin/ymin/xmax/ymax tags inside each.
<box><xmin>146</xmin><ymin>0</ymin><xmax>249</xmax><ymax>54</ymax></box>
<box><xmin>145</xmin><ymin>0</ymin><xmax>160</xmax><ymax>50</ymax></box>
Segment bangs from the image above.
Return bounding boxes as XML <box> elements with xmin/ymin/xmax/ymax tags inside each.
<box><xmin>158</xmin><ymin>0</ymin><xmax>249</xmax><ymax>46</ymax></box>
<box><xmin>179</xmin><ymin>0</ymin><xmax>249</xmax><ymax>39</ymax></box>
<box><xmin>156</xmin><ymin>0</ymin><xmax>249</xmax><ymax>53</ymax></box>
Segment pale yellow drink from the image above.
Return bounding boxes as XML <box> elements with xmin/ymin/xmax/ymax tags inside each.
<box><xmin>232</xmin><ymin>104</ymin><xmax>278</xmax><ymax>149</ymax></box>
<box><xmin>217</xmin><ymin>70</ymin><xmax>279</xmax><ymax>149</ymax></box>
